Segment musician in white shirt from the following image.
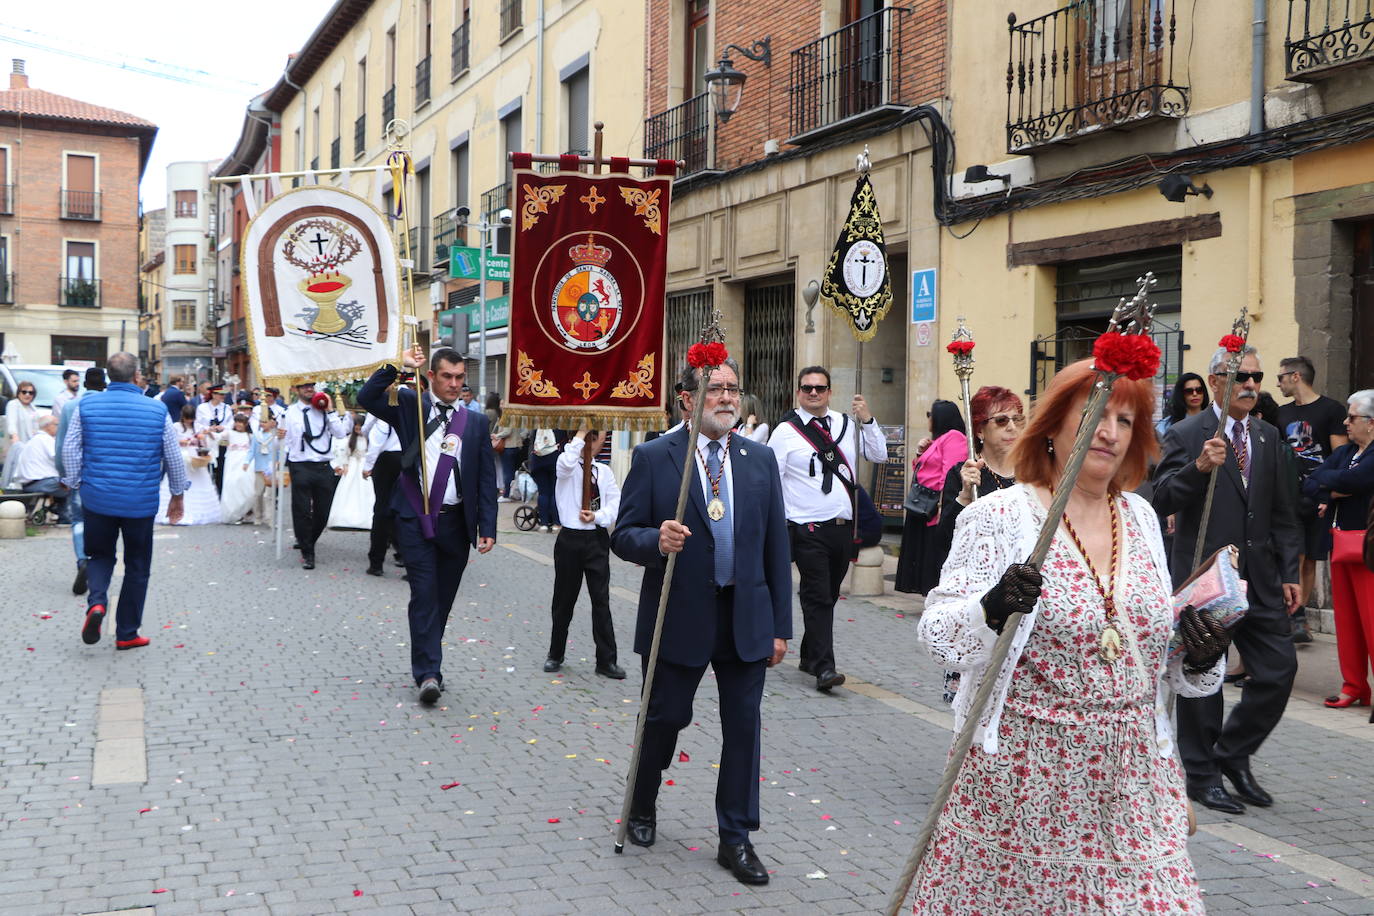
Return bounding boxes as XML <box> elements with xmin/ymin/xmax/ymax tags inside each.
<box><xmin>766</xmin><ymin>366</ymin><xmax>886</xmax><ymax>692</ymax></box>
<box><xmin>542</xmin><ymin>429</ymin><xmax>624</xmax><ymax>678</ymax></box>
<box><xmin>282</xmin><ymin>381</ymin><xmax>354</xmax><ymax>568</ymax></box>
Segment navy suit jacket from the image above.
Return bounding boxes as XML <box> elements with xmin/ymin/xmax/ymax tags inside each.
<box><xmin>357</xmin><ymin>364</ymin><xmax>498</xmax><ymax>547</ymax></box>
<box><xmin>610</xmin><ymin>425</ymin><xmax>793</xmax><ymax>666</ymax></box>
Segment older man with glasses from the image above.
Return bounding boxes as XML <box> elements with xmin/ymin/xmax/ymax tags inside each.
<box><xmin>767</xmin><ymin>365</ymin><xmax>887</xmax><ymax>693</ymax></box>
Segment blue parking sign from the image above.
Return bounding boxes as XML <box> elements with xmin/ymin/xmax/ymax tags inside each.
<box><xmin>911</xmin><ymin>268</ymin><xmax>937</xmax><ymax>324</ymax></box>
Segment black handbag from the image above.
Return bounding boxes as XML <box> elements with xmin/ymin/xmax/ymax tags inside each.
<box><xmin>904</xmin><ymin>480</ymin><xmax>940</xmax><ymax>518</ymax></box>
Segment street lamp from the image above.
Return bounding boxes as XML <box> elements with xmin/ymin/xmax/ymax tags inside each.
<box><xmin>703</xmin><ymin>37</ymin><xmax>772</xmax><ymax>123</ymax></box>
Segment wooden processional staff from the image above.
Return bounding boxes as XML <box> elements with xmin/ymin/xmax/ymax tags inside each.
<box><xmin>883</xmin><ymin>275</ymin><xmax>1162</xmax><ymax>915</ymax></box>
<box><xmin>948</xmin><ymin>318</ymin><xmax>979</xmax><ymax>500</ymax></box>
<box><xmin>1191</xmin><ymin>309</ymin><xmax>1252</xmax><ymax>570</ymax></box>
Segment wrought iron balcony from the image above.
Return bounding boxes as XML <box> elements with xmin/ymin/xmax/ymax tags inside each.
<box><xmin>537</xmin><ymin>149</ymin><xmax>590</xmax><ymax>174</ymax></box>
<box><xmin>0</xmin><ymin>183</ymin><xmax>10</xmax><ymax>214</ymax></box>
<box><xmin>789</xmin><ymin>6</ymin><xmax>915</xmax><ymax>143</ymax></box>
<box><xmin>645</xmin><ymin>94</ymin><xmax>712</xmax><ymax>176</ymax></box>
<box><xmin>500</xmin><ymin>0</ymin><xmax>522</xmax><ymax>39</ymax></box>
<box><xmin>330</xmin><ymin>137</ymin><xmax>341</xmax><ymax>171</ymax></box>
<box><xmin>232</xmin><ymin>241</ymin><xmax>241</xmax><ymax>275</ymax></box>
<box><xmin>407</xmin><ymin>226</ymin><xmax>431</xmax><ymax>273</ymax></box>
<box><xmin>230</xmin><ymin>317</ymin><xmax>248</xmax><ymax>352</ymax></box>
<box><xmin>1007</xmin><ymin>1</ymin><xmax>1188</xmax><ymax>153</ymax></box>
<box><xmin>1286</xmin><ymin>0</ymin><xmax>1374</xmax><ymax>79</ymax></box>
<box><xmin>433</xmin><ymin>208</ymin><xmax>466</xmax><ymax>266</ymax></box>
<box><xmin>354</xmin><ymin>114</ymin><xmax>366</xmax><ymax>157</ymax></box>
<box><xmin>482</xmin><ymin>183</ymin><xmax>511</xmax><ymax>224</ymax></box>
<box><xmin>0</xmin><ymin>273</ymin><xmax>13</xmax><ymax>305</ymax></box>
<box><xmin>61</xmin><ymin>189</ymin><xmax>101</xmax><ymax>221</ymax></box>
<box><xmin>60</xmin><ymin>276</ymin><xmax>101</xmax><ymax>308</ymax></box>
<box><xmin>382</xmin><ymin>85</ymin><xmax>396</xmax><ymax>133</ymax></box>
<box><xmin>452</xmin><ymin>20</ymin><xmax>471</xmax><ymax>78</ymax></box>
<box><xmin>416</xmin><ymin>55</ymin><xmax>432</xmax><ymax>107</ymax></box>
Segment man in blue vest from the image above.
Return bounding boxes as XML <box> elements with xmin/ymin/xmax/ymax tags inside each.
<box><xmin>61</xmin><ymin>352</ymin><xmax>189</xmax><ymax>650</ymax></box>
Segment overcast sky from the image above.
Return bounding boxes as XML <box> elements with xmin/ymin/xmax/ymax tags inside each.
<box><xmin>2</xmin><ymin>0</ymin><xmax>336</xmax><ymax>207</ymax></box>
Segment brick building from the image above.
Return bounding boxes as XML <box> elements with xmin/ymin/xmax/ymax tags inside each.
<box><xmin>643</xmin><ymin>1</ymin><xmax>947</xmax><ymax>513</ymax></box>
<box><xmin>0</xmin><ymin>59</ymin><xmax>157</xmax><ymax>367</ymax></box>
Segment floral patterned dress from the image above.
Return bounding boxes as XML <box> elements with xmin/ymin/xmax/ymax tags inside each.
<box><xmin>914</xmin><ymin>489</ymin><xmax>1207</xmax><ymax>915</ymax></box>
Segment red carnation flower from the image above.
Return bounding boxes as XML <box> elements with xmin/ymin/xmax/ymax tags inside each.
<box><xmin>1219</xmin><ymin>333</ymin><xmax>1245</xmax><ymax>353</ymax></box>
<box><xmin>687</xmin><ymin>341</ymin><xmax>729</xmax><ymax>368</ymax></box>
<box><xmin>946</xmin><ymin>339</ymin><xmax>975</xmax><ymax>356</ymax></box>
<box><xmin>1093</xmin><ymin>332</ymin><xmax>1162</xmax><ymax>380</ymax></box>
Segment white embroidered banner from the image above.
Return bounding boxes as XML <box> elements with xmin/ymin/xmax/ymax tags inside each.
<box><xmin>242</xmin><ymin>185</ymin><xmax>403</xmax><ymax>386</ymax></box>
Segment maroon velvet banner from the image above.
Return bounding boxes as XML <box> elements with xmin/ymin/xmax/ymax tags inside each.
<box><xmin>502</xmin><ymin>167</ymin><xmax>672</xmax><ymax>430</ymax></box>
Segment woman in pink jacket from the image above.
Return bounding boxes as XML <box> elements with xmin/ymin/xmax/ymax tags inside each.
<box><xmin>895</xmin><ymin>400</ymin><xmax>967</xmax><ymax>594</ymax></box>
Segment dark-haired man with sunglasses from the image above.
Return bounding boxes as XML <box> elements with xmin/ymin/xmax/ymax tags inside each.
<box><xmin>1153</xmin><ymin>343</ymin><xmax>1302</xmax><ymax>816</ymax></box>
<box><xmin>768</xmin><ymin>366</ymin><xmax>887</xmax><ymax>693</ymax></box>
<box><xmin>1276</xmin><ymin>356</ymin><xmax>1348</xmax><ymax>644</ymax></box>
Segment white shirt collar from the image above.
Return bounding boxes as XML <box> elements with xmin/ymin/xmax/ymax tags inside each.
<box><xmin>1212</xmin><ymin>403</ymin><xmax>1247</xmax><ymax>429</ymax></box>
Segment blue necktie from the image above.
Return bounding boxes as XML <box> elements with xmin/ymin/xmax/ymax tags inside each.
<box><xmin>707</xmin><ymin>440</ymin><xmax>734</xmax><ymax>587</ymax></box>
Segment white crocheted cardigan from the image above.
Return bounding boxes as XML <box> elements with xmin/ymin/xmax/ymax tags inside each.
<box><xmin>917</xmin><ymin>484</ymin><xmax>1224</xmax><ymax>757</ymax></box>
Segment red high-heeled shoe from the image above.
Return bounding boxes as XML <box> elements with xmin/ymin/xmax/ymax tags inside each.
<box><xmin>1324</xmin><ymin>693</ymin><xmax>1369</xmax><ymax>709</ymax></box>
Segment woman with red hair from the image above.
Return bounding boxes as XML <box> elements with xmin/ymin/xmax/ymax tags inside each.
<box><xmin>913</xmin><ymin>359</ymin><xmax>1229</xmax><ymax>914</ymax></box>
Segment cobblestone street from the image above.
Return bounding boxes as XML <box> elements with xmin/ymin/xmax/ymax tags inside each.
<box><xmin>2</xmin><ymin>507</ymin><xmax>1372</xmax><ymax>915</ymax></box>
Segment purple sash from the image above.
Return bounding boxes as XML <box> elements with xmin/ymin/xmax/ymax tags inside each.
<box><xmin>399</xmin><ymin>401</ymin><xmax>468</xmax><ymax>539</ymax></box>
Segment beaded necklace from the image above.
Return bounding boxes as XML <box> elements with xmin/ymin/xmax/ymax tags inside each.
<box><xmin>1059</xmin><ymin>495</ymin><xmax>1123</xmax><ymax>663</ymax></box>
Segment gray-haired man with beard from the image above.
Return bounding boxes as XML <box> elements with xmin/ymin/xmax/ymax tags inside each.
<box><xmin>1153</xmin><ymin>344</ymin><xmax>1302</xmax><ymax>815</ymax></box>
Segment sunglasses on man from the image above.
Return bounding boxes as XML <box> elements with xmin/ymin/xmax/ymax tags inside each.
<box><xmin>1213</xmin><ymin>371</ymin><xmax>1263</xmax><ymax>384</ymax></box>
<box><xmin>799</xmin><ymin>384</ymin><xmax>830</xmax><ymax>394</ymax></box>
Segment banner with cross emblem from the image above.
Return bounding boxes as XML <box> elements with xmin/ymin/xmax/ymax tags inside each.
<box><xmin>241</xmin><ymin>185</ymin><xmax>404</xmax><ymax>387</ymax></box>
<box><xmin>501</xmin><ymin>154</ymin><xmax>673</xmax><ymax>430</ymax></box>
<box><xmin>820</xmin><ymin>174</ymin><xmax>893</xmax><ymax>343</ymax></box>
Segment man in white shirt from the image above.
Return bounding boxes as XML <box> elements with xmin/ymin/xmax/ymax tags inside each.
<box><xmin>250</xmin><ymin>387</ymin><xmax>288</xmax><ymax>430</ymax></box>
<box><xmin>283</xmin><ymin>381</ymin><xmax>354</xmax><ymax>569</ymax></box>
<box><xmin>767</xmin><ymin>365</ymin><xmax>887</xmax><ymax>693</ymax></box>
<box><xmin>16</xmin><ymin>413</ymin><xmax>70</xmax><ymax>522</ymax></box>
<box><xmin>52</xmin><ymin>369</ymin><xmax>81</xmax><ymax>417</ymax></box>
<box><xmin>195</xmin><ymin>385</ymin><xmax>234</xmax><ymax>495</ymax></box>
<box><xmin>361</xmin><ymin>410</ymin><xmax>403</xmax><ymax>576</ymax></box>
<box><xmin>542</xmin><ymin>429</ymin><xmax>623</xmax><ymax>678</ymax></box>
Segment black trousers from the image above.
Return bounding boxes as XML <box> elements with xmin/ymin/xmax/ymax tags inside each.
<box><xmin>288</xmin><ymin>460</ymin><xmax>339</xmax><ymax>553</ymax></box>
<box><xmin>213</xmin><ymin>443</ymin><xmax>228</xmax><ymax>495</ymax></box>
<box><xmin>1176</xmin><ymin>603</ymin><xmax>1298</xmax><ymax>788</ymax></box>
<box><xmin>394</xmin><ymin>508</ymin><xmax>471</xmax><ymax>685</ymax></box>
<box><xmin>633</xmin><ymin>588</ymin><xmax>766</xmax><ymax>845</ymax></box>
<box><xmin>788</xmin><ymin>520</ymin><xmax>852</xmax><ymax>674</ymax></box>
<box><xmin>547</xmin><ymin>527</ymin><xmax>616</xmax><ymax>665</ymax></box>
<box><xmin>368</xmin><ymin>450</ymin><xmax>401</xmax><ymax>567</ymax></box>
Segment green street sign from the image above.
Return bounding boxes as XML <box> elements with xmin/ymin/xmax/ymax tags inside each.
<box><xmin>452</xmin><ymin>295</ymin><xmax>509</xmax><ymax>331</ymax></box>
<box><xmin>448</xmin><ymin>248</ymin><xmax>512</xmax><ymax>282</ymax></box>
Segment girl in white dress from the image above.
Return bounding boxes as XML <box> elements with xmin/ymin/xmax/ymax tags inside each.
<box><xmin>327</xmin><ymin>411</ymin><xmax>374</xmax><ymax>529</ymax></box>
<box><xmin>219</xmin><ymin>413</ymin><xmax>257</xmax><ymax>523</ymax></box>
<box><xmin>158</xmin><ymin>405</ymin><xmax>222</xmax><ymax>525</ymax></box>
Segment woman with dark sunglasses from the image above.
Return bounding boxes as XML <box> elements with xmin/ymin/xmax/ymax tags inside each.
<box><xmin>3</xmin><ymin>383</ymin><xmax>42</xmax><ymax>488</ymax></box>
<box><xmin>1155</xmin><ymin>372</ymin><xmax>1209</xmax><ymax>437</ymax></box>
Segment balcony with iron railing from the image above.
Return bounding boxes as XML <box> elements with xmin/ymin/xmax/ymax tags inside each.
<box><xmin>407</xmin><ymin>226</ymin><xmax>432</xmax><ymax>273</ymax></box>
<box><xmin>355</xmin><ymin>114</ymin><xmax>367</xmax><ymax>157</ymax></box>
<box><xmin>0</xmin><ymin>184</ymin><xmax>11</xmax><ymax>214</ymax></box>
<box><xmin>416</xmin><ymin>56</ymin><xmax>432</xmax><ymax>107</ymax></box>
<box><xmin>500</xmin><ymin>0</ymin><xmax>522</xmax><ymax>40</ymax></box>
<box><xmin>231</xmin><ymin>241</ymin><xmax>241</xmax><ymax>275</ymax></box>
<box><xmin>0</xmin><ymin>273</ymin><xmax>13</xmax><ymax>305</ymax></box>
<box><xmin>482</xmin><ymin>183</ymin><xmax>511</xmax><ymax>224</ymax></box>
<box><xmin>433</xmin><ymin>208</ymin><xmax>468</xmax><ymax>266</ymax></box>
<box><xmin>788</xmin><ymin>6</ymin><xmax>915</xmax><ymax>143</ymax></box>
<box><xmin>645</xmin><ymin>94</ymin><xmax>713</xmax><ymax>177</ymax></box>
<box><xmin>61</xmin><ymin>189</ymin><xmax>101</xmax><ymax>221</ymax></box>
<box><xmin>537</xmin><ymin>149</ymin><xmax>591</xmax><ymax>174</ymax></box>
<box><xmin>382</xmin><ymin>85</ymin><xmax>396</xmax><ymax>133</ymax></box>
<box><xmin>452</xmin><ymin>20</ymin><xmax>471</xmax><ymax>78</ymax></box>
<box><xmin>330</xmin><ymin>137</ymin><xmax>341</xmax><ymax>171</ymax></box>
<box><xmin>1286</xmin><ymin>0</ymin><xmax>1374</xmax><ymax>79</ymax></box>
<box><xmin>229</xmin><ymin>317</ymin><xmax>248</xmax><ymax>351</ymax></box>
<box><xmin>60</xmin><ymin>276</ymin><xmax>100</xmax><ymax>308</ymax></box>
<box><xmin>1007</xmin><ymin>1</ymin><xmax>1189</xmax><ymax>153</ymax></box>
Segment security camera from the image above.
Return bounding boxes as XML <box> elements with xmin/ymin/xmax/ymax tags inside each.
<box><xmin>455</xmin><ymin>206</ymin><xmax>470</xmax><ymax>223</ymax></box>
<box><xmin>498</xmin><ymin>208</ymin><xmax>513</xmax><ymax>225</ymax></box>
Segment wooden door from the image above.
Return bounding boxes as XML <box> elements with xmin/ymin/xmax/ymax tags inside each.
<box><xmin>1353</xmin><ymin>221</ymin><xmax>1374</xmax><ymax>393</ymax></box>
<box><xmin>1078</xmin><ymin>0</ymin><xmax>1164</xmax><ymax>127</ymax></box>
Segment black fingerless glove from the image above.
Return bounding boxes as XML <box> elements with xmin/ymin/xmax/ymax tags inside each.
<box><xmin>981</xmin><ymin>563</ymin><xmax>1043</xmax><ymax>634</ymax></box>
<box><xmin>1178</xmin><ymin>605</ymin><xmax>1231</xmax><ymax>673</ymax></box>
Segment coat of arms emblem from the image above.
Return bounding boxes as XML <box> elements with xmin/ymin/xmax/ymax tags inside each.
<box><xmin>551</xmin><ymin>234</ymin><xmax>622</xmax><ymax>350</ymax></box>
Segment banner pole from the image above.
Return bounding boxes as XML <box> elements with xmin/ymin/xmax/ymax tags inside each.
<box><xmin>386</xmin><ymin>126</ymin><xmax>429</xmax><ymax>510</ymax></box>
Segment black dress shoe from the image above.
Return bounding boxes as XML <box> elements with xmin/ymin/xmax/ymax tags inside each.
<box><xmin>418</xmin><ymin>678</ymin><xmax>442</xmax><ymax>704</ymax></box>
<box><xmin>1220</xmin><ymin>764</ymin><xmax>1273</xmax><ymax>807</ymax></box>
<box><xmin>365</xmin><ymin>565</ymin><xmax>383</xmax><ymax>577</ymax></box>
<box><xmin>816</xmin><ymin>669</ymin><xmax>846</xmax><ymax>693</ymax></box>
<box><xmin>596</xmin><ymin>662</ymin><xmax>627</xmax><ymax>679</ymax></box>
<box><xmin>627</xmin><ymin>807</ymin><xmax>656</xmax><ymax>847</ymax></box>
<box><xmin>798</xmin><ymin>660</ymin><xmax>814</xmax><ymax>675</ymax></box>
<box><xmin>1188</xmin><ymin>784</ymin><xmax>1246</xmax><ymax>815</ymax></box>
<box><xmin>72</xmin><ymin>561</ymin><xmax>88</xmax><ymax>595</ymax></box>
<box><xmin>301</xmin><ymin>552</ymin><xmax>316</xmax><ymax>570</ymax></box>
<box><xmin>717</xmin><ymin>842</ymin><xmax>769</xmax><ymax>885</ymax></box>
<box><xmin>543</xmin><ymin>658</ymin><xmax>562</xmax><ymax>673</ymax></box>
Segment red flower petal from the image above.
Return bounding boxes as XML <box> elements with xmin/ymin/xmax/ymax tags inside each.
<box><xmin>678</xmin><ymin>751</ymin><xmax>690</xmax><ymax>762</ymax></box>
<box><xmin>353</xmin><ymin>889</ymin><xmax>364</xmax><ymax>897</ymax></box>
<box><xmin>665</xmin><ymin>779</ymin><xmax>675</xmax><ymax>786</ymax></box>
<box><xmin>547</xmin><ymin>817</ymin><xmax>560</xmax><ymax>823</ymax></box>
<box><xmin>152</xmin><ymin>888</ymin><xmax>168</xmax><ymax>894</ymax></box>
<box><xmin>441</xmin><ymin>782</ymin><xmax>461</xmax><ymax>790</ymax></box>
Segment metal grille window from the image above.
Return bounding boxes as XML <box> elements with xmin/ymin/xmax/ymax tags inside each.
<box><xmin>416</xmin><ymin>56</ymin><xmax>432</xmax><ymax>107</ymax></box>
<box><xmin>452</xmin><ymin>18</ymin><xmax>470</xmax><ymax>78</ymax></box>
<box><xmin>744</xmin><ymin>280</ymin><xmax>796</xmax><ymax>427</ymax></box>
<box><xmin>500</xmin><ymin>0</ymin><xmax>522</xmax><ymax>39</ymax></box>
<box><xmin>666</xmin><ymin>289</ymin><xmax>713</xmax><ymax>381</ymax></box>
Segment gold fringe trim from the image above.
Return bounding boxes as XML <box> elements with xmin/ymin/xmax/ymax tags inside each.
<box><xmin>258</xmin><ymin>359</ymin><xmax>398</xmax><ymax>391</ymax></box>
<box><xmin>499</xmin><ymin>404</ymin><xmax>667</xmax><ymax>432</ymax></box>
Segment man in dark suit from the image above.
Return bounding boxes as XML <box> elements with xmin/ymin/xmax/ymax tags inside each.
<box><xmin>1153</xmin><ymin>344</ymin><xmax>1302</xmax><ymax>814</ymax></box>
<box><xmin>358</xmin><ymin>345</ymin><xmax>497</xmax><ymax>704</ymax></box>
<box><xmin>610</xmin><ymin>359</ymin><xmax>792</xmax><ymax>886</ymax></box>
